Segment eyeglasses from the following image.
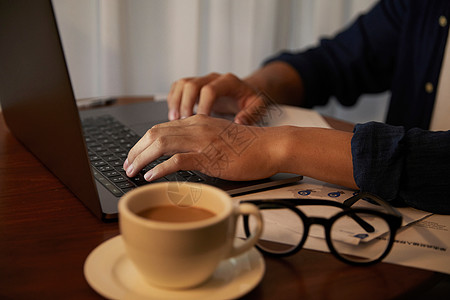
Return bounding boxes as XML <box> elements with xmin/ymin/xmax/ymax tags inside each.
<box><xmin>241</xmin><ymin>192</ymin><xmax>402</xmax><ymax>265</ymax></box>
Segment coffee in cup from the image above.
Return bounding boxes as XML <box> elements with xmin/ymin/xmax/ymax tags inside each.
<box><xmin>118</xmin><ymin>182</ymin><xmax>263</xmax><ymax>289</ymax></box>
<box><xmin>137</xmin><ymin>205</ymin><xmax>215</xmax><ymax>222</ymax></box>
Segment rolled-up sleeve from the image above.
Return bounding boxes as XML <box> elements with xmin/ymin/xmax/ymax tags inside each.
<box><xmin>352</xmin><ymin>122</ymin><xmax>450</xmax><ymax>214</ymax></box>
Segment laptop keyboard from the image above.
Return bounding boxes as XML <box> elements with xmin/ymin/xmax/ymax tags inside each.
<box><xmin>81</xmin><ymin>115</ymin><xmax>204</xmax><ymax>197</ymax></box>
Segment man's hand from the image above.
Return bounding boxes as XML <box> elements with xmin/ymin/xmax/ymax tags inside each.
<box><xmin>123</xmin><ymin>115</ymin><xmax>279</xmax><ymax>181</ymax></box>
<box><xmin>167</xmin><ymin>72</ymin><xmax>269</xmax><ymax>125</ymax></box>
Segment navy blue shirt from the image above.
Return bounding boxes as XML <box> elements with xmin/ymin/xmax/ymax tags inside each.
<box><xmin>267</xmin><ymin>0</ymin><xmax>450</xmax><ymax>213</ymax></box>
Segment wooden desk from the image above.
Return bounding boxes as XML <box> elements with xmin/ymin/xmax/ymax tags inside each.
<box><xmin>0</xmin><ymin>104</ymin><xmax>445</xmax><ymax>299</ymax></box>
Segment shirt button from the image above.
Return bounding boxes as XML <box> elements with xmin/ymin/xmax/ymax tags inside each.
<box><xmin>439</xmin><ymin>16</ymin><xmax>448</xmax><ymax>27</ymax></box>
<box><xmin>425</xmin><ymin>82</ymin><xmax>434</xmax><ymax>93</ymax></box>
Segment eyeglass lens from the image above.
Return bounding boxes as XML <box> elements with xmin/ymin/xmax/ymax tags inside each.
<box><xmin>247</xmin><ymin>207</ymin><xmax>304</xmax><ymax>254</ymax></box>
<box><xmin>330</xmin><ymin>212</ymin><xmax>392</xmax><ymax>263</ymax></box>
<box><xmin>246</xmin><ymin>205</ymin><xmax>393</xmax><ymax>263</ymax></box>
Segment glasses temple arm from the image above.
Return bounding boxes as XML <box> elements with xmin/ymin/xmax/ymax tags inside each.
<box><xmin>343</xmin><ymin>192</ymin><xmax>402</xmax><ymax>217</ymax></box>
<box><xmin>346</xmin><ymin>210</ymin><xmax>375</xmax><ymax>233</ymax></box>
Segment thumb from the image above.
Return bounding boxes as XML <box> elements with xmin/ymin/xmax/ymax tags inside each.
<box><xmin>234</xmin><ymin>93</ymin><xmax>271</xmax><ymax>125</ymax></box>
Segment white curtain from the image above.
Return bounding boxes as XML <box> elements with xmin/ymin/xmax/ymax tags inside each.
<box><xmin>52</xmin><ymin>0</ymin><xmax>387</xmax><ymax>123</ymax></box>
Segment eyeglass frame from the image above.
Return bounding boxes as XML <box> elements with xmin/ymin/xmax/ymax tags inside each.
<box><xmin>241</xmin><ymin>192</ymin><xmax>403</xmax><ymax>265</ymax></box>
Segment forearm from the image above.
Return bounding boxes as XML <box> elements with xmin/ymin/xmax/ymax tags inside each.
<box><xmin>270</xmin><ymin>126</ymin><xmax>357</xmax><ymax>189</ymax></box>
<box><xmin>243</xmin><ymin>61</ymin><xmax>305</xmax><ymax>106</ymax></box>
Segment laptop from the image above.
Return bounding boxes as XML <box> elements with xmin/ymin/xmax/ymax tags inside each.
<box><xmin>0</xmin><ymin>0</ymin><xmax>302</xmax><ymax>221</ymax></box>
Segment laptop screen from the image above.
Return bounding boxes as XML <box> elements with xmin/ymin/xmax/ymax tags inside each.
<box><xmin>0</xmin><ymin>0</ymin><xmax>102</xmax><ymax>218</ymax></box>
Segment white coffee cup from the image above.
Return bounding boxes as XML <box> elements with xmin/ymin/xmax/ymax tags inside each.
<box><xmin>118</xmin><ymin>182</ymin><xmax>263</xmax><ymax>289</ymax></box>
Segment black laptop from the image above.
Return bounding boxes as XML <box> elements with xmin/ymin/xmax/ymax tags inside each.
<box><xmin>0</xmin><ymin>0</ymin><xmax>302</xmax><ymax>221</ymax></box>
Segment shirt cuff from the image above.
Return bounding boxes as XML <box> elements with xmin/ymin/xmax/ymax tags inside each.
<box><xmin>351</xmin><ymin>122</ymin><xmax>405</xmax><ymax>202</ymax></box>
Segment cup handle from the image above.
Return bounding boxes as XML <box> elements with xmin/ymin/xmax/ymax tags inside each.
<box><xmin>228</xmin><ymin>203</ymin><xmax>263</xmax><ymax>258</ymax></box>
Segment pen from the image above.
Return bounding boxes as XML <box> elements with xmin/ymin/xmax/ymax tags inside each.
<box><xmin>76</xmin><ymin>97</ymin><xmax>117</xmax><ymax>109</ymax></box>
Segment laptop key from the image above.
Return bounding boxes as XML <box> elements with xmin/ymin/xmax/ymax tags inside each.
<box><xmin>103</xmin><ymin>170</ymin><xmax>120</xmax><ymax>177</ymax></box>
<box><xmin>97</xmin><ymin>165</ymin><xmax>114</xmax><ymax>172</ymax></box>
<box><xmin>178</xmin><ymin>170</ymin><xmax>194</xmax><ymax>178</ymax></box>
<box><xmin>92</xmin><ymin>170</ymin><xmax>123</xmax><ymax>197</ymax></box>
<box><xmin>130</xmin><ymin>174</ymin><xmax>148</xmax><ymax>186</ymax></box>
<box><xmin>92</xmin><ymin>160</ymin><xmax>107</xmax><ymax>167</ymax></box>
<box><xmin>89</xmin><ymin>155</ymin><xmax>101</xmax><ymax>161</ymax></box>
<box><xmin>189</xmin><ymin>175</ymin><xmax>205</xmax><ymax>182</ymax></box>
<box><xmin>110</xmin><ymin>161</ymin><xmax>123</xmax><ymax>167</ymax></box>
<box><xmin>116</xmin><ymin>181</ymin><xmax>135</xmax><ymax>189</ymax></box>
<box><xmin>164</xmin><ymin>173</ymin><xmax>187</xmax><ymax>182</ymax></box>
<box><xmin>110</xmin><ymin>176</ymin><xmax>128</xmax><ymax>183</ymax></box>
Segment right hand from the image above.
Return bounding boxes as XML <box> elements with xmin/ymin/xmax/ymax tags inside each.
<box><xmin>167</xmin><ymin>72</ymin><xmax>269</xmax><ymax>125</ymax></box>
<box><xmin>124</xmin><ymin>114</ymin><xmax>281</xmax><ymax>182</ymax></box>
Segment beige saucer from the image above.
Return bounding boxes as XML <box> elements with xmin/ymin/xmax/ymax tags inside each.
<box><xmin>84</xmin><ymin>235</ymin><xmax>265</xmax><ymax>300</ymax></box>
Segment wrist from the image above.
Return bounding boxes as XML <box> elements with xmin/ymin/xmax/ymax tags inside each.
<box><xmin>243</xmin><ymin>62</ymin><xmax>304</xmax><ymax>106</ymax></box>
<box><xmin>277</xmin><ymin>126</ymin><xmax>357</xmax><ymax>189</ymax></box>
<box><xmin>262</xmin><ymin>126</ymin><xmax>297</xmax><ymax>174</ymax></box>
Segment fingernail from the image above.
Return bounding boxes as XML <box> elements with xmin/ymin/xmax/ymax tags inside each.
<box><xmin>168</xmin><ymin>109</ymin><xmax>175</xmax><ymax>120</ymax></box>
<box><xmin>234</xmin><ymin>117</ymin><xmax>242</xmax><ymax>124</ymax></box>
<box><xmin>169</xmin><ymin>109</ymin><xmax>179</xmax><ymax>120</ymax></box>
<box><xmin>126</xmin><ymin>164</ymin><xmax>134</xmax><ymax>176</ymax></box>
<box><xmin>144</xmin><ymin>170</ymin><xmax>153</xmax><ymax>181</ymax></box>
<box><xmin>123</xmin><ymin>158</ymin><xmax>129</xmax><ymax>170</ymax></box>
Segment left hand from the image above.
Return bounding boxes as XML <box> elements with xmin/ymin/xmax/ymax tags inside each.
<box><xmin>123</xmin><ymin>114</ymin><xmax>279</xmax><ymax>181</ymax></box>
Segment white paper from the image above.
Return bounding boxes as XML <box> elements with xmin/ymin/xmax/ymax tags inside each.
<box><xmin>374</xmin><ymin>214</ymin><xmax>450</xmax><ymax>273</ymax></box>
<box><xmin>235</xmin><ymin>177</ymin><xmax>430</xmax><ymax>243</ymax></box>
<box><xmin>266</xmin><ymin>105</ymin><xmax>331</xmax><ymax>128</ymax></box>
<box><xmin>301</xmin><ymin>214</ymin><xmax>450</xmax><ymax>274</ymax></box>
<box><xmin>233</xmin><ymin>177</ymin><xmax>444</xmax><ymax>272</ymax></box>
<box><xmin>210</xmin><ymin>104</ymin><xmax>331</xmax><ymax>129</ymax></box>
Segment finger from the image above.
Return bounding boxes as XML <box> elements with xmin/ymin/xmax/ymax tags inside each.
<box><xmin>126</xmin><ymin>121</ymin><xmax>184</xmax><ymax>164</ymax></box>
<box><xmin>234</xmin><ymin>94</ymin><xmax>266</xmax><ymax>125</ymax></box>
<box><xmin>179</xmin><ymin>73</ymin><xmax>221</xmax><ymax>118</ymax></box>
<box><xmin>197</xmin><ymin>73</ymin><xmax>250</xmax><ymax>116</ymax></box>
<box><xmin>167</xmin><ymin>80</ymin><xmax>182</xmax><ymax>120</ymax></box>
<box><xmin>179</xmin><ymin>82</ymin><xmax>198</xmax><ymax>119</ymax></box>
<box><xmin>125</xmin><ymin>130</ymin><xmax>199</xmax><ymax>177</ymax></box>
<box><xmin>125</xmin><ymin>118</ymin><xmax>200</xmax><ymax>171</ymax></box>
<box><xmin>125</xmin><ymin>125</ymin><xmax>160</xmax><ymax>168</ymax></box>
<box><xmin>168</xmin><ymin>78</ymin><xmax>192</xmax><ymax>120</ymax></box>
<box><xmin>143</xmin><ymin>153</ymin><xmax>198</xmax><ymax>181</ymax></box>
<box><xmin>125</xmin><ymin>115</ymin><xmax>212</xmax><ymax>173</ymax></box>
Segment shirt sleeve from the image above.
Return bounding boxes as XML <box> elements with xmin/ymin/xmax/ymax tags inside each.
<box><xmin>264</xmin><ymin>0</ymin><xmax>406</xmax><ymax>108</ymax></box>
<box><xmin>351</xmin><ymin>122</ymin><xmax>450</xmax><ymax>214</ymax></box>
